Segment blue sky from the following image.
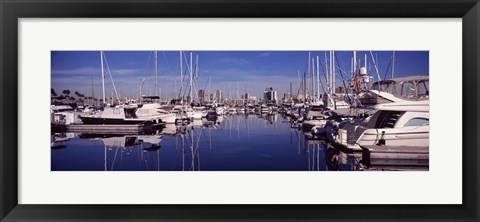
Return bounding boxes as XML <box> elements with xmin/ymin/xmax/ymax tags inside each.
<box><xmin>51</xmin><ymin>51</ymin><xmax>429</xmax><ymax>100</ymax></box>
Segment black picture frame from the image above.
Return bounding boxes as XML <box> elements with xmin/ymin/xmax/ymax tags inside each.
<box><xmin>1</xmin><ymin>0</ymin><xmax>478</xmax><ymax>221</ymax></box>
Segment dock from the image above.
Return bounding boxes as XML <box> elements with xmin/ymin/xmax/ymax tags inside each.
<box><xmin>65</xmin><ymin>124</ymin><xmax>164</xmax><ymax>134</ymax></box>
<box><xmin>360</xmin><ymin>145</ymin><xmax>429</xmax><ymax>169</ymax></box>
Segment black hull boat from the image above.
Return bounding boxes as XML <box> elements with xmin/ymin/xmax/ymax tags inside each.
<box><xmin>206</xmin><ymin>111</ymin><xmax>217</xmax><ymax>119</ymax></box>
<box><xmin>79</xmin><ymin>107</ymin><xmax>156</xmax><ymax>125</ymax></box>
<box><xmin>79</xmin><ymin>116</ymin><xmax>151</xmax><ymax>125</ymax></box>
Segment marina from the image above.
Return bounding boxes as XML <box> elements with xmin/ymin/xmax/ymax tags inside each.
<box><xmin>51</xmin><ymin>50</ymin><xmax>429</xmax><ymax>171</ymax></box>
<box><xmin>51</xmin><ymin>113</ymin><xmax>362</xmax><ymax>171</ymax></box>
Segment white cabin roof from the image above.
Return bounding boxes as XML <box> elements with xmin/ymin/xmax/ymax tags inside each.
<box><xmin>371</xmin><ymin>100</ymin><xmax>429</xmax><ymax>112</ymax></box>
<box><xmin>366</xmin><ymin>90</ymin><xmax>429</xmax><ymax>112</ymax></box>
<box><xmin>369</xmin><ymin>90</ymin><xmax>406</xmax><ymax>103</ymax></box>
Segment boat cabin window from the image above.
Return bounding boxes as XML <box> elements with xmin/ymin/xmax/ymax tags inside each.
<box><xmin>404</xmin><ymin>117</ymin><xmax>429</xmax><ymax>126</ymax></box>
<box><xmin>124</xmin><ymin>108</ymin><xmax>137</xmax><ymax>119</ymax></box>
<box><xmin>375</xmin><ymin>111</ymin><xmax>404</xmax><ymax>128</ymax></box>
<box><xmin>416</xmin><ymin>80</ymin><xmax>429</xmax><ymax>98</ymax></box>
<box><xmin>399</xmin><ymin>81</ymin><xmax>417</xmax><ymax>99</ymax></box>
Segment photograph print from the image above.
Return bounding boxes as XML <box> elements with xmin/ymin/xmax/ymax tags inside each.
<box><xmin>51</xmin><ymin>50</ymin><xmax>429</xmax><ymax>171</ymax></box>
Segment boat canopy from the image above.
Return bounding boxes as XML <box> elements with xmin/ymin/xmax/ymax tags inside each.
<box><xmin>371</xmin><ymin>76</ymin><xmax>429</xmax><ymax>101</ymax></box>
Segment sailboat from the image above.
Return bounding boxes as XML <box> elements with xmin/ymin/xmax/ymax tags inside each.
<box><xmin>188</xmin><ymin>55</ymin><xmax>204</xmax><ymax>120</ymax></box>
<box><xmin>79</xmin><ymin>51</ymin><xmax>157</xmax><ymax>125</ymax></box>
<box><xmin>136</xmin><ymin>51</ymin><xmax>177</xmax><ymax>124</ymax></box>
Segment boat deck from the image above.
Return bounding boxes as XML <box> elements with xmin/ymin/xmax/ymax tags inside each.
<box><xmin>360</xmin><ymin>145</ymin><xmax>429</xmax><ymax>169</ymax></box>
<box><xmin>66</xmin><ymin>123</ymin><xmax>164</xmax><ymax>134</ymax></box>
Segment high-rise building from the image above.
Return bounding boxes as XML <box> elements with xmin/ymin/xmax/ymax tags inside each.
<box><xmin>263</xmin><ymin>87</ymin><xmax>277</xmax><ymax>103</ymax></box>
<box><xmin>198</xmin><ymin>90</ymin><xmax>205</xmax><ymax>103</ymax></box>
<box><xmin>216</xmin><ymin>90</ymin><xmax>222</xmax><ymax>102</ymax></box>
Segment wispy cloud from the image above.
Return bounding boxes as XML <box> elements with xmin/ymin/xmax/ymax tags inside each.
<box><xmin>52</xmin><ymin>67</ymin><xmax>139</xmax><ymax>76</ymax></box>
<box><xmin>52</xmin><ymin>67</ymin><xmax>300</xmax><ymax>100</ymax></box>
<box><xmin>110</xmin><ymin>69</ymin><xmax>139</xmax><ymax>75</ymax></box>
<box><xmin>219</xmin><ymin>58</ymin><xmax>250</xmax><ymax>65</ymax></box>
<box><xmin>51</xmin><ymin>67</ymin><xmax>98</xmax><ymax>75</ymax></box>
<box><xmin>257</xmin><ymin>52</ymin><xmax>271</xmax><ymax>57</ymax></box>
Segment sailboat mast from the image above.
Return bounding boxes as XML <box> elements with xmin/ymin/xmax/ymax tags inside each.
<box><xmin>297</xmin><ymin>69</ymin><xmax>300</xmax><ymax>95</ymax></box>
<box><xmin>351</xmin><ymin>58</ymin><xmax>354</xmax><ymax>78</ymax></box>
<box><xmin>289</xmin><ymin>82</ymin><xmax>292</xmax><ymax>102</ymax></box>
<box><xmin>364</xmin><ymin>53</ymin><xmax>367</xmax><ymax>69</ymax></box>
<box><xmin>155</xmin><ymin>51</ymin><xmax>158</xmax><ymax>97</ymax></box>
<box><xmin>316</xmin><ymin>56</ymin><xmax>320</xmax><ymax>101</ymax></box>
<box><xmin>208</xmin><ymin>76</ymin><xmax>211</xmax><ymax>102</ymax></box>
<box><xmin>189</xmin><ymin>52</ymin><xmax>193</xmax><ymax>104</ymax></box>
<box><xmin>196</xmin><ymin>54</ymin><xmax>199</xmax><ymax>102</ymax></box>
<box><xmin>173</xmin><ymin>77</ymin><xmax>176</xmax><ymax>100</ymax></box>
<box><xmin>353</xmin><ymin>51</ymin><xmax>356</xmax><ymax>76</ymax></box>
<box><xmin>324</xmin><ymin>52</ymin><xmax>328</xmax><ymax>96</ymax></box>
<box><xmin>308</xmin><ymin>51</ymin><xmax>311</xmax><ymax>101</ymax></box>
<box><xmin>179</xmin><ymin>51</ymin><xmax>183</xmax><ymax>104</ymax></box>
<box><xmin>332</xmin><ymin>51</ymin><xmax>335</xmax><ymax>95</ymax></box>
<box><xmin>303</xmin><ymin>72</ymin><xmax>307</xmax><ymax>104</ymax></box>
<box><xmin>246</xmin><ymin>85</ymin><xmax>248</xmax><ymax>103</ymax></box>
<box><xmin>100</xmin><ymin>51</ymin><xmax>105</xmax><ymax>105</ymax></box>
<box><xmin>392</xmin><ymin>51</ymin><xmax>395</xmax><ymax>79</ymax></box>
<box><xmin>312</xmin><ymin>57</ymin><xmax>315</xmax><ymax>101</ymax></box>
<box><xmin>196</xmin><ymin>54</ymin><xmax>199</xmax><ymax>81</ymax></box>
<box><xmin>91</xmin><ymin>74</ymin><xmax>94</xmax><ymax>105</ymax></box>
<box><xmin>329</xmin><ymin>51</ymin><xmax>332</xmax><ymax>96</ymax></box>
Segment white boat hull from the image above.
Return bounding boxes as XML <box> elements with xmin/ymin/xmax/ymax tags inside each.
<box><xmin>340</xmin><ymin>126</ymin><xmax>430</xmax><ymax>151</ymax></box>
<box><xmin>187</xmin><ymin>111</ymin><xmax>203</xmax><ymax>119</ymax></box>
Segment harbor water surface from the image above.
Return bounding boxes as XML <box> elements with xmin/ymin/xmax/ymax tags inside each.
<box><xmin>51</xmin><ymin>113</ymin><xmax>358</xmax><ymax>171</ymax></box>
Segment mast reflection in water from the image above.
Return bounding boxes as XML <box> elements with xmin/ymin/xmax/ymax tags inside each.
<box><xmin>51</xmin><ymin>114</ymin><xmax>357</xmax><ymax>171</ymax></box>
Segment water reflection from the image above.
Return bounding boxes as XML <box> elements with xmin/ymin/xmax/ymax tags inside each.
<box><xmin>51</xmin><ymin>113</ymin><xmax>360</xmax><ymax>171</ymax></box>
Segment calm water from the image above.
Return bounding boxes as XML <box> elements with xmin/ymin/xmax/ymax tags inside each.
<box><xmin>51</xmin><ymin>113</ymin><xmax>358</xmax><ymax>171</ymax></box>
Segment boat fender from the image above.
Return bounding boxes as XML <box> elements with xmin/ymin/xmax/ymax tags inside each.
<box><xmin>311</xmin><ymin>126</ymin><xmax>326</xmax><ymax>135</ymax></box>
<box><xmin>325</xmin><ymin>125</ymin><xmax>339</xmax><ymax>144</ymax></box>
<box><xmin>325</xmin><ymin>147</ymin><xmax>339</xmax><ymax>171</ymax></box>
<box><xmin>325</xmin><ymin>120</ymin><xmax>334</xmax><ymax>128</ymax></box>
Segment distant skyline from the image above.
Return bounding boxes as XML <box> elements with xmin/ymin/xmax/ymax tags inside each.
<box><xmin>51</xmin><ymin>51</ymin><xmax>429</xmax><ymax>100</ymax></box>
